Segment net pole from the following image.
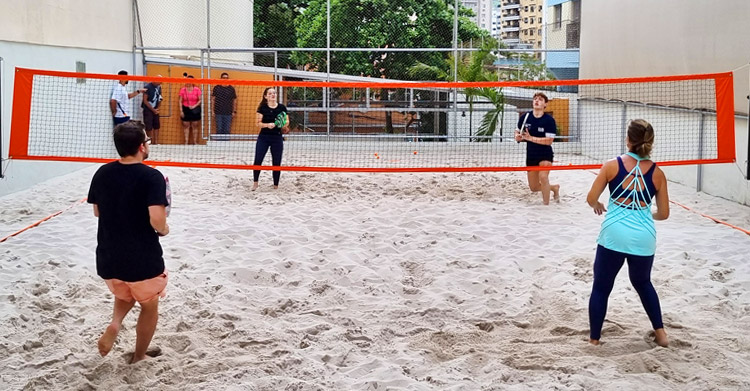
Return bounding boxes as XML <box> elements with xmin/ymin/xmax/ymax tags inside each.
<box><xmin>575</xmin><ymin>97</ymin><xmax>582</xmax><ymax>142</ymax></box>
<box><xmin>697</xmin><ymin>113</ymin><xmax>705</xmax><ymax>191</ymax></box>
<box><xmin>620</xmin><ymin>102</ymin><xmax>627</xmax><ymax>155</ymax></box>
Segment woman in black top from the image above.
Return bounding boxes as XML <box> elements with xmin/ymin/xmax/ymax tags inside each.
<box><xmin>253</xmin><ymin>87</ymin><xmax>288</xmax><ymax>190</ymax></box>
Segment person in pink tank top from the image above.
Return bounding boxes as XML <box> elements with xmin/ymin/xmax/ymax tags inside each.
<box><xmin>178</xmin><ymin>75</ymin><xmax>202</xmax><ymax>144</ymax></box>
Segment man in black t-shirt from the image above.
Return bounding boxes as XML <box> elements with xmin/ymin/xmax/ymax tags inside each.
<box><xmin>212</xmin><ymin>72</ymin><xmax>237</xmax><ymax>139</ymax></box>
<box><xmin>141</xmin><ymin>76</ymin><xmax>163</xmax><ymax>144</ymax></box>
<box><xmin>88</xmin><ymin>121</ymin><xmax>170</xmax><ymax>364</ymax></box>
<box><xmin>514</xmin><ymin>92</ymin><xmax>560</xmax><ymax>205</ymax></box>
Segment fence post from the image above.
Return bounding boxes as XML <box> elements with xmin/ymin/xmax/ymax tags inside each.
<box><xmin>620</xmin><ymin>102</ymin><xmax>627</xmax><ymax>155</ymax></box>
<box><xmin>326</xmin><ymin>0</ymin><xmax>331</xmax><ymax>139</ymax></box>
<box><xmin>452</xmin><ymin>0</ymin><xmax>458</xmax><ymax>142</ymax></box>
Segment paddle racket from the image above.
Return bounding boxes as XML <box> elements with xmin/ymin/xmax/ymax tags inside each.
<box><xmin>164</xmin><ymin>176</ymin><xmax>171</xmax><ymax>217</ymax></box>
<box><xmin>517</xmin><ymin>112</ymin><xmax>529</xmax><ymax>143</ymax></box>
<box><xmin>274</xmin><ymin>111</ymin><xmax>288</xmax><ymax>128</ymax></box>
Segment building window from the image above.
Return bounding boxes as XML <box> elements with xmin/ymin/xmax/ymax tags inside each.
<box><xmin>554</xmin><ymin>4</ymin><xmax>562</xmax><ymax>29</ymax></box>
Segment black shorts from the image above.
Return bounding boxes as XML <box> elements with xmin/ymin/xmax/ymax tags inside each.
<box><xmin>182</xmin><ymin>106</ymin><xmax>201</xmax><ymax>122</ymax></box>
<box><xmin>143</xmin><ymin>109</ymin><xmax>160</xmax><ymax>131</ymax></box>
<box><xmin>113</xmin><ymin>116</ymin><xmax>130</xmax><ymax>127</ymax></box>
<box><xmin>526</xmin><ymin>156</ymin><xmax>553</xmax><ymax>167</ymax></box>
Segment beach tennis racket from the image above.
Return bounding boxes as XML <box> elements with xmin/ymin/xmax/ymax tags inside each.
<box><xmin>165</xmin><ymin>176</ymin><xmax>172</xmax><ymax>217</ymax></box>
<box><xmin>274</xmin><ymin>111</ymin><xmax>288</xmax><ymax>128</ymax></box>
<box><xmin>516</xmin><ymin>112</ymin><xmax>529</xmax><ymax>143</ymax></box>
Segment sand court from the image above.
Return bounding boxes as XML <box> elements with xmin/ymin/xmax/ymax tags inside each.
<box><xmin>1</xmin><ymin>165</ymin><xmax>749</xmax><ymax>390</ymax></box>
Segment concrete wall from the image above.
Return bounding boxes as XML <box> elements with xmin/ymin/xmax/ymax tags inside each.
<box><xmin>0</xmin><ymin>1</ymin><xmax>142</xmax><ymax>197</ymax></box>
<box><xmin>545</xmin><ymin>0</ymin><xmax>576</xmax><ymax>50</ymax></box>
<box><xmin>0</xmin><ymin>42</ymin><xmax>142</xmax><ymax>197</ymax></box>
<box><xmin>0</xmin><ymin>0</ymin><xmax>133</xmax><ymax>52</ymax></box>
<box><xmin>579</xmin><ymin>0</ymin><xmax>750</xmax><ymax>205</ymax></box>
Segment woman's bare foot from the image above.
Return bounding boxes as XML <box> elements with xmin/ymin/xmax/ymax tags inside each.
<box><xmin>251</xmin><ymin>182</ymin><xmax>259</xmax><ymax>191</ymax></box>
<box><xmin>589</xmin><ymin>339</ymin><xmax>600</xmax><ymax>346</ymax></box>
<box><xmin>273</xmin><ymin>185</ymin><xmax>279</xmax><ymax>190</ymax></box>
<box><xmin>98</xmin><ymin>324</ymin><xmax>120</xmax><ymax>357</ymax></box>
<box><xmin>552</xmin><ymin>184</ymin><xmax>560</xmax><ymax>202</ymax></box>
<box><xmin>654</xmin><ymin>328</ymin><xmax>669</xmax><ymax>347</ymax></box>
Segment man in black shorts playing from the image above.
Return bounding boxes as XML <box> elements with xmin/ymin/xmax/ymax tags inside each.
<box><xmin>514</xmin><ymin>92</ymin><xmax>560</xmax><ymax>205</ymax></box>
<box><xmin>142</xmin><ymin>76</ymin><xmax>163</xmax><ymax>144</ymax></box>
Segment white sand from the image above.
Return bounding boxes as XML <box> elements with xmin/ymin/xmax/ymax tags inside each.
<box><xmin>1</xmin><ymin>164</ymin><xmax>750</xmax><ymax>390</ymax></box>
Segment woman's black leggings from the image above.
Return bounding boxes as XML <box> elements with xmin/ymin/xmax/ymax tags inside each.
<box><xmin>589</xmin><ymin>245</ymin><xmax>664</xmax><ymax>340</ymax></box>
<box><xmin>253</xmin><ymin>133</ymin><xmax>284</xmax><ymax>186</ymax></box>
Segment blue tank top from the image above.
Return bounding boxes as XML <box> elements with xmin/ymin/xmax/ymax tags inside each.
<box><xmin>597</xmin><ymin>152</ymin><xmax>658</xmax><ymax>256</ymax></box>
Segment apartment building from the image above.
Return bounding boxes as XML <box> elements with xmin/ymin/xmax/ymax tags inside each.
<box><xmin>498</xmin><ymin>0</ymin><xmax>543</xmax><ymax>49</ymax></box>
<box><xmin>545</xmin><ymin>0</ymin><xmax>581</xmax><ymax>81</ymax></box>
<box><xmin>462</xmin><ymin>0</ymin><xmax>494</xmax><ymax>35</ymax></box>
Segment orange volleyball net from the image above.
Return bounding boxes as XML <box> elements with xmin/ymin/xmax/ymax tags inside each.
<box><xmin>9</xmin><ymin>68</ymin><xmax>735</xmax><ymax>172</ymax></box>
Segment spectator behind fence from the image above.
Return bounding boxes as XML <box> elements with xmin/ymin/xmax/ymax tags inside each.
<box><xmin>212</xmin><ymin>72</ymin><xmax>237</xmax><ymax>140</ymax></box>
<box><xmin>178</xmin><ymin>75</ymin><xmax>202</xmax><ymax>145</ymax></box>
<box><xmin>110</xmin><ymin>70</ymin><xmax>146</xmax><ymax>127</ymax></box>
<box><xmin>141</xmin><ymin>76</ymin><xmax>163</xmax><ymax>144</ymax></box>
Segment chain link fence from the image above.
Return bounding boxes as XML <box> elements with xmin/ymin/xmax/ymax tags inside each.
<box><xmin>133</xmin><ymin>0</ymin><xmax>581</xmax><ymax>137</ymax></box>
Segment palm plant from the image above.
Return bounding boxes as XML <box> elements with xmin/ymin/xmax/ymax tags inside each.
<box><xmin>408</xmin><ymin>40</ymin><xmax>505</xmax><ymax>142</ymax></box>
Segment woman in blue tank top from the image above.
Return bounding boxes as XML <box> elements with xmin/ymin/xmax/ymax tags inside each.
<box><xmin>585</xmin><ymin>119</ymin><xmax>670</xmax><ymax>347</ymax></box>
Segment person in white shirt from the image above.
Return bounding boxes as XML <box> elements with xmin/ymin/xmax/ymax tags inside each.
<box><xmin>110</xmin><ymin>70</ymin><xmax>146</xmax><ymax>127</ymax></box>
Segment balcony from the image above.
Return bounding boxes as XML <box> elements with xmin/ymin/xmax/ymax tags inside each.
<box><xmin>501</xmin><ymin>31</ymin><xmax>520</xmax><ymax>40</ymax></box>
<box><xmin>501</xmin><ymin>4</ymin><xmax>521</xmax><ymax>10</ymax></box>
<box><xmin>503</xmin><ymin>15</ymin><xmax>520</xmax><ymax>21</ymax></box>
<box><xmin>502</xmin><ymin>26</ymin><xmax>520</xmax><ymax>32</ymax></box>
<box><xmin>566</xmin><ymin>21</ymin><xmax>580</xmax><ymax>49</ymax></box>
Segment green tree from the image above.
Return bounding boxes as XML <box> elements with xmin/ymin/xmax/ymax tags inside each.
<box><xmin>294</xmin><ymin>0</ymin><xmax>491</xmax><ymax>133</ymax></box>
<box><xmin>408</xmin><ymin>39</ymin><xmax>506</xmax><ymax>142</ymax></box>
<box><xmin>254</xmin><ymin>0</ymin><xmax>308</xmax><ymax>67</ymax></box>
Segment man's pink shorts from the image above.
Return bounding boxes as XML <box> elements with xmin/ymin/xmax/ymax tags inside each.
<box><xmin>104</xmin><ymin>271</ymin><xmax>168</xmax><ymax>303</ymax></box>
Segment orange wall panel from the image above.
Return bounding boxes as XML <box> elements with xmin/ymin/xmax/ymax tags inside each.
<box><xmin>144</xmin><ymin>64</ymin><xmax>274</xmax><ymax>144</ymax></box>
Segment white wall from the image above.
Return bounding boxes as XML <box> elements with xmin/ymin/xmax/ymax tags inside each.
<box><xmin>579</xmin><ymin>0</ymin><xmax>750</xmax><ymax>205</ymax></box>
<box><xmin>136</xmin><ymin>0</ymin><xmax>255</xmax><ymax>64</ymax></box>
<box><xmin>0</xmin><ymin>0</ymin><xmax>133</xmax><ymax>52</ymax></box>
<box><xmin>663</xmin><ymin>117</ymin><xmax>750</xmax><ymax>206</ymax></box>
<box><xmin>576</xmin><ymin>100</ymin><xmax>749</xmax><ymax>205</ymax></box>
<box><xmin>0</xmin><ymin>41</ymin><xmax>143</xmax><ymax>197</ymax></box>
